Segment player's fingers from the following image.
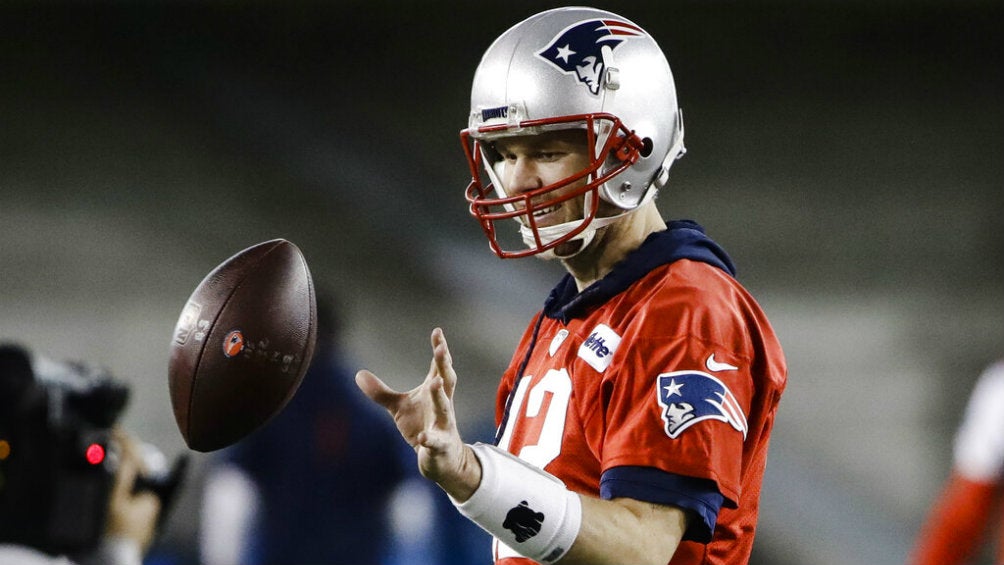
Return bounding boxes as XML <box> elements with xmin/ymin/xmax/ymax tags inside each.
<box><xmin>431</xmin><ymin>328</ymin><xmax>457</xmax><ymax>398</ymax></box>
<box><xmin>417</xmin><ymin>425</ymin><xmax>451</xmax><ymax>454</ymax></box>
<box><xmin>355</xmin><ymin>370</ymin><xmax>402</xmax><ymax>411</ymax></box>
<box><xmin>425</xmin><ymin>355</ymin><xmax>438</xmax><ymax>383</ymax></box>
<box><xmin>428</xmin><ymin>375</ymin><xmax>454</xmax><ymax>430</ymax></box>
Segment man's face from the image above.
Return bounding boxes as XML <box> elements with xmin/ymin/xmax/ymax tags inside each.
<box><xmin>490</xmin><ymin>129</ymin><xmax>592</xmax><ymax>229</ymax></box>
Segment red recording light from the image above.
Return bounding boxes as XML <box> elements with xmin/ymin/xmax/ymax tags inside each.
<box><xmin>85</xmin><ymin>443</ymin><xmax>105</xmax><ymax>465</ymax></box>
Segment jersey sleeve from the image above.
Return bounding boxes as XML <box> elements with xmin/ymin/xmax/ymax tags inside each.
<box><xmin>595</xmin><ymin>277</ymin><xmax>756</xmax><ymax>511</ymax></box>
<box><xmin>599</xmin><ymin>334</ymin><xmax>750</xmax><ymax>506</ymax></box>
<box><xmin>599</xmin><ymin>465</ymin><xmax>724</xmax><ymax>542</ymax></box>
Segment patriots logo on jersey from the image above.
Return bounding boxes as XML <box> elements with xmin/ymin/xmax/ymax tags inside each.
<box><xmin>537</xmin><ymin>19</ymin><xmax>645</xmax><ymax>95</ymax></box>
<box><xmin>656</xmin><ymin>370</ymin><xmax>748</xmax><ymax>439</ymax></box>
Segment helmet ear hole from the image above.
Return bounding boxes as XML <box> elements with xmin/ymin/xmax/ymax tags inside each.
<box><xmin>639</xmin><ymin>137</ymin><xmax>654</xmax><ymax>158</ymax></box>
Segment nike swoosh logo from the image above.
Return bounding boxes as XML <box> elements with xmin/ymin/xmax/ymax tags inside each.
<box><xmin>706</xmin><ymin>354</ymin><xmax>738</xmax><ymax>372</ymax></box>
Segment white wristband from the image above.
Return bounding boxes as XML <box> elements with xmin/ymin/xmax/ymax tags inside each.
<box><xmin>452</xmin><ymin>443</ymin><xmax>582</xmax><ymax>563</ymax></box>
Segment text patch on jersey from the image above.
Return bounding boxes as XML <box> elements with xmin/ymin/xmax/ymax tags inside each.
<box><xmin>577</xmin><ymin>324</ymin><xmax>621</xmax><ymax>372</ymax></box>
<box><xmin>656</xmin><ymin>370</ymin><xmax>748</xmax><ymax>439</ymax></box>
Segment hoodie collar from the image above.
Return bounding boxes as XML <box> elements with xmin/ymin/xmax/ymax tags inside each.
<box><xmin>542</xmin><ymin>220</ymin><xmax>736</xmax><ymax>323</ymax></box>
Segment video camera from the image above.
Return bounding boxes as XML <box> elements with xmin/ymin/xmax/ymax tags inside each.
<box><xmin>0</xmin><ymin>344</ymin><xmax>186</xmax><ymax>556</ymax></box>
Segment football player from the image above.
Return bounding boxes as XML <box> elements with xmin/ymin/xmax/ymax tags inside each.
<box><xmin>356</xmin><ymin>7</ymin><xmax>787</xmax><ymax>564</ymax></box>
<box><xmin>909</xmin><ymin>360</ymin><xmax>1004</xmax><ymax>564</ymax></box>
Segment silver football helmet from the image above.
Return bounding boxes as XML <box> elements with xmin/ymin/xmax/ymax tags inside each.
<box><xmin>461</xmin><ymin>7</ymin><xmax>686</xmax><ymax>259</ymax></box>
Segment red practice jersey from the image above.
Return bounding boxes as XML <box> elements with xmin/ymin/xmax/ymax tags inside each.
<box><xmin>491</xmin><ymin>223</ymin><xmax>787</xmax><ymax>565</ymax></box>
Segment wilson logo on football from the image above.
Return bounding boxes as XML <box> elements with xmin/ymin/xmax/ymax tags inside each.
<box><xmin>222</xmin><ymin>330</ymin><xmax>245</xmax><ymax>358</ymax></box>
<box><xmin>173</xmin><ymin>301</ymin><xmax>202</xmax><ymax>345</ymax></box>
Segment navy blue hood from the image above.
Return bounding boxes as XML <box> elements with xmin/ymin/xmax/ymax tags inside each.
<box><xmin>543</xmin><ymin>220</ymin><xmax>735</xmax><ymax>323</ymax></box>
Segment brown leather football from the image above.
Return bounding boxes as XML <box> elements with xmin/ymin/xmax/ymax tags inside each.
<box><xmin>168</xmin><ymin>239</ymin><xmax>316</xmax><ymax>452</ymax></box>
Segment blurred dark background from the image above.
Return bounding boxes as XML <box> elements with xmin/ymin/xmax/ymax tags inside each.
<box><xmin>2</xmin><ymin>2</ymin><xmax>1001</xmax><ymax>564</ymax></box>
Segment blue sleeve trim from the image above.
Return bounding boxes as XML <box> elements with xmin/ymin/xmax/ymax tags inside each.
<box><xmin>599</xmin><ymin>466</ymin><xmax>724</xmax><ymax>543</ymax></box>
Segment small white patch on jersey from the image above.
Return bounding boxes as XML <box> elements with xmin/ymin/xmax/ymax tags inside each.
<box><xmin>577</xmin><ymin>324</ymin><xmax>621</xmax><ymax>372</ymax></box>
<box><xmin>549</xmin><ymin>329</ymin><xmax>570</xmax><ymax>357</ymax></box>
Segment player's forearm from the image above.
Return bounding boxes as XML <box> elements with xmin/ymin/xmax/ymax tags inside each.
<box><xmin>559</xmin><ymin>495</ymin><xmax>684</xmax><ymax>565</ymax></box>
<box><xmin>449</xmin><ymin>444</ymin><xmax>684</xmax><ymax>565</ymax></box>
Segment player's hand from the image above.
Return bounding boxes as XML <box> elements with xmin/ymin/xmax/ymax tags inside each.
<box><xmin>105</xmin><ymin>428</ymin><xmax>161</xmax><ymax>551</ymax></box>
<box><xmin>355</xmin><ymin>328</ymin><xmax>481</xmax><ymax>501</ymax></box>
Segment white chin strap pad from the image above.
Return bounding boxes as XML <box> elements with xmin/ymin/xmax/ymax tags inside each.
<box><xmin>520</xmin><ymin>216</ymin><xmax>603</xmax><ymax>259</ymax></box>
<box><xmin>519</xmin><ymin>188</ymin><xmax>657</xmax><ymax>260</ymax></box>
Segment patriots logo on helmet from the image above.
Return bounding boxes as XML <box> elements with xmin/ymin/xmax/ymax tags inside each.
<box><xmin>656</xmin><ymin>371</ymin><xmax>748</xmax><ymax>439</ymax></box>
<box><xmin>537</xmin><ymin>18</ymin><xmax>646</xmax><ymax>95</ymax></box>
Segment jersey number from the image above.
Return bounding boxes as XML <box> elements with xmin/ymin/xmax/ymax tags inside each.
<box><xmin>497</xmin><ymin>369</ymin><xmax>571</xmax><ymax>468</ymax></box>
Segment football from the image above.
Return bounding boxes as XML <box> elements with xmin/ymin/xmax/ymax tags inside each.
<box><xmin>168</xmin><ymin>239</ymin><xmax>317</xmax><ymax>452</ymax></box>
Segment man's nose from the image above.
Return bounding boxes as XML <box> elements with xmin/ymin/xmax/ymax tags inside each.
<box><xmin>506</xmin><ymin>157</ymin><xmax>541</xmax><ymax>195</ymax></box>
